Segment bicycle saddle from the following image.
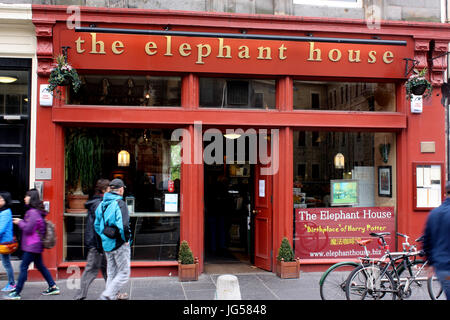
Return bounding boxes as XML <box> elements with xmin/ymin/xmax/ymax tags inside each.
<box><xmin>356</xmin><ymin>239</ymin><xmax>372</xmax><ymax>246</ymax></box>
<box><xmin>369</xmin><ymin>232</ymin><xmax>390</xmax><ymax>237</ymax></box>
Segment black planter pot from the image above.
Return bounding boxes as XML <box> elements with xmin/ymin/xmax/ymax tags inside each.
<box><xmin>411</xmin><ymin>83</ymin><xmax>427</xmax><ymax>95</ymax></box>
<box><xmin>61</xmin><ymin>77</ymin><xmax>71</xmax><ymax>86</ymax></box>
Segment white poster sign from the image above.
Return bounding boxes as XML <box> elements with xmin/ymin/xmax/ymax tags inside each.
<box><xmin>164</xmin><ymin>193</ymin><xmax>178</xmax><ymax>212</ymax></box>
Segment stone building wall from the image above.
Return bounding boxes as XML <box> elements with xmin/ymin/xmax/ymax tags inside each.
<box><xmin>0</xmin><ymin>0</ymin><xmax>443</xmax><ymax>22</ymax></box>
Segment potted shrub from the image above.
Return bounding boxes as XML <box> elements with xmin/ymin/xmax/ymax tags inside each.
<box><xmin>178</xmin><ymin>240</ymin><xmax>199</xmax><ymax>281</ymax></box>
<box><xmin>405</xmin><ymin>68</ymin><xmax>432</xmax><ymax>99</ymax></box>
<box><xmin>47</xmin><ymin>54</ymin><xmax>81</xmax><ymax>99</ymax></box>
<box><xmin>65</xmin><ymin>128</ymin><xmax>103</xmax><ymax>213</ymax></box>
<box><xmin>276</xmin><ymin>237</ymin><xmax>300</xmax><ymax>279</ymax></box>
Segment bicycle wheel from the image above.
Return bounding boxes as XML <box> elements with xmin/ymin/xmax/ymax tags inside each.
<box><xmin>397</xmin><ymin>259</ymin><xmax>430</xmax><ymax>300</ymax></box>
<box><xmin>319</xmin><ymin>262</ymin><xmax>359</xmax><ymax>300</ymax></box>
<box><xmin>345</xmin><ymin>264</ymin><xmax>396</xmax><ymax>300</ymax></box>
<box><xmin>428</xmin><ymin>275</ymin><xmax>445</xmax><ymax>300</ymax></box>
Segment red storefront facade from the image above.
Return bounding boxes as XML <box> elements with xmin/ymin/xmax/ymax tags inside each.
<box><xmin>31</xmin><ymin>5</ymin><xmax>450</xmax><ymax>279</ymax></box>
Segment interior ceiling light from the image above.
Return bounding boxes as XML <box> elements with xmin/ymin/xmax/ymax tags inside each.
<box><xmin>0</xmin><ymin>76</ymin><xmax>18</xmax><ymax>84</ymax></box>
<box><xmin>224</xmin><ymin>133</ymin><xmax>241</xmax><ymax>140</ymax></box>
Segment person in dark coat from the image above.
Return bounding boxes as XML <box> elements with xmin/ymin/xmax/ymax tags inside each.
<box><xmin>423</xmin><ymin>181</ymin><xmax>450</xmax><ymax>300</ymax></box>
<box><xmin>73</xmin><ymin>179</ymin><xmax>109</xmax><ymax>300</ymax></box>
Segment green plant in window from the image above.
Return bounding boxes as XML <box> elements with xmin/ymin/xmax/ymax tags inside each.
<box><xmin>277</xmin><ymin>237</ymin><xmax>295</xmax><ymax>262</ymax></box>
<box><xmin>47</xmin><ymin>54</ymin><xmax>81</xmax><ymax>98</ymax></box>
<box><xmin>65</xmin><ymin>128</ymin><xmax>103</xmax><ymax>195</ymax></box>
<box><xmin>178</xmin><ymin>240</ymin><xmax>194</xmax><ymax>265</ymax></box>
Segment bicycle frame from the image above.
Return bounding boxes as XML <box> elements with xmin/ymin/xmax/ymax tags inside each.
<box><xmin>359</xmin><ymin>233</ymin><xmax>427</xmax><ymax>299</ymax></box>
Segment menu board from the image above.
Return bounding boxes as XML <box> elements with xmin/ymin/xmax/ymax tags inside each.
<box><xmin>414</xmin><ymin>163</ymin><xmax>443</xmax><ymax>210</ymax></box>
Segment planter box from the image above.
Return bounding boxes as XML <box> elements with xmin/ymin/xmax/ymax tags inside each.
<box><xmin>276</xmin><ymin>258</ymin><xmax>300</xmax><ymax>279</ymax></box>
<box><xmin>178</xmin><ymin>258</ymin><xmax>199</xmax><ymax>282</ymax></box>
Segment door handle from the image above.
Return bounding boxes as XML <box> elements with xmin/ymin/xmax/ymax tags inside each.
<box><xmin>252</xmin><ymin>209</ymin><xmax>260</xmax><ymax>215</ymax></box>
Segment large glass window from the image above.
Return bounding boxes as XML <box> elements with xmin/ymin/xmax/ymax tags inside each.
<box><xmin>199</xmin><ymin>77</ymin><xmax>276</xmax><ymax>109</ymax></box>
<box><xmin>68</xmin><ymin>75</ymin><xmax>181</xmax><ymax>107</ymax></box>
<box><xmin>293</xmin><ymin>80</ymin><xmax>395</xmax><ymax>112</ymax></box>
<box><xmin>293</xmin><ymin>130</ymin><xmax>397</xmax><ymax>260</ymax></box>
<box><xmin>64</xmin><ymin>127</ymin><xmax>181</xmax><ymax>261</ymax></box>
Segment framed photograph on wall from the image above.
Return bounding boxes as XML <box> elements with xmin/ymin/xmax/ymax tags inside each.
<box><xmin>378</xmin><ymin>166</ymin><xmax>392</xmax><ymax>197</ymax></box>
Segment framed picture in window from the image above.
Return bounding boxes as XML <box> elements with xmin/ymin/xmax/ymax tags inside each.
<box><xmin>378</xmin><ymin>166</ymin><xmax>392</xmax><ymax>197</ymax></box>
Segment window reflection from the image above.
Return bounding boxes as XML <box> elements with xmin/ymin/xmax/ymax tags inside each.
<box><xmin>68</xmin><ymin>75</ymin><xmax>181</xmax><ymax>107</ymax></box>
<box><xmin>200</xmin><ymin>77</ymin><xmax>276</xmax><ymax>109</ymax></box>
<box><xmin>293</xmin><ymin>81</ymin><xmax>395</xmax><ymax>112</ymax></box>
<box><xmin>293</xmin><ymin>131</ymin><xmax>396</xmax><ymax>209</ymax></box>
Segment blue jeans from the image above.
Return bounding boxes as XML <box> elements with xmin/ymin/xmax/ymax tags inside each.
<box><xmin>435</xmin><ymin>269</ymin><xmax>450</xmax><ymax>300</ymax></box>
<box><xmin>1</xmin><ymin>254</ymin><xmax>15</xmax><ymax>285</ymax></box>
<box><xmin>15</xmin><ymin>251</ymin><xmax>55</xmax><ymax>295</ymax></box>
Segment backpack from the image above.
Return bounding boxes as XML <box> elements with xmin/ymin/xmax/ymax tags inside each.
<box><xmin>40</xmin><ymin>219</ymin><xmax>56</xmax><ymax>249</ymax></box>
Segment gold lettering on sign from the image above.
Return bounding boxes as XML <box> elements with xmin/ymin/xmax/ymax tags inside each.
<box><xmin>383</xmin><ymin>51</ymin><xmax>394</xmax><ymax>64</ymax></box>
<box><xmin>179</xmin><ymin>43</ymin><xmax>191</xmax><ymax>57</ymax></box>
<box><xmin>217</xmin><ymin>38</ymin><xmax>231</xmax><ymax>58</ymax></box>
<box><xmin>328</xmin><ymin>49</ymin><xmax>342</xmax><ymax>62</ymax></box>
<box><xmin>196</xmin><ymin>44</ymin><xmax>211</xmax><ymax>64</ymax></box>
<box><xmin>165</xmin><ymin>36</ymin><xmax>173</xmax><ymax>56</ymax></box>
<box><xmin>307</xmin><ymin>42</ymin><xmax>322</xmax><ymax>61</ymax></box>
<box><xmin>89</xmin><ymin>33</ymin><xmax>106</xmax><ymax>54</ymax></box>
<box><xmin>72</xmin><ymin>35</ymin><xmax>399</xmax><ymax>72</ymax></box>
<box><xmin>75</xmin><ymin>37</ymin><xmax>85</xmax><ymax>53</ymax></box>
<box><xmin>112</xmin><ymin>41</ymin><xmax>124</xmax><ymax>55</ymax></box>
<box><xmin>368</xmin><ymin>50</ymin><xmax>377</xmax><ymax>64</ymax></box>
<box><xmin>279</xmin><ymin>44</ymin><xmax>287</xmax><ymax>60</ymax></box>
<box><xmin>145</xmin><ymin>42</ymin><xmax>157</xmax><ymax>55</ymax></box>
<box><xmin>348</xmin><ymin>50</ymin><xmax>361</xmax><ymax>62</ymax></box>
<box><xmin>238</xmin><ymin>45</ymin><xmax>250</xmax><ymax>59</ymax></box>
<box><xmin>257</xmin><ymin>47</ymin><xmax>272</xmax><ymax>60</ymax></box>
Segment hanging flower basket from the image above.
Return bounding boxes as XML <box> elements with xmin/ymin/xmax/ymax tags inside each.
<box><xmin>405</xmin><ymin>68</ymin><xmax>432</xmax><ymax>99</ymax></box>
<box><xmin>47</xmin><ymin>54</ymin><xmax>81</xmax><ymax>98</ymax></box>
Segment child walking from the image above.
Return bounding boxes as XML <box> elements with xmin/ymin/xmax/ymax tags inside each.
<box><xmin>0</xmin><ymin>191</ymin><xmax>16</xmax><ymax>292</ymax></box>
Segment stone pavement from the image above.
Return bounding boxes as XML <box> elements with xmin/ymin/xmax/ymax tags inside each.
<box><xmin>0</xmin><ymin>271</ymin><xmax>324</xmax><ymax>300</ymax></box>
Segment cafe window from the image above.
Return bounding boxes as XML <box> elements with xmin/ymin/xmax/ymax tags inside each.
<box><xmin>67</xmin><ymin>74</ymin><xmax>181</xmax><ymax>107</ymax></box>
<box><xmin>199</xmin><ymin>77</ymin><xmax>276</xmax><ymax>109</ymax></box>
<box><xmin>293</xmin><ymin>130</ymin><xmax>397</xmax><ymax>260</ymax></box>
<box><xmin>293</xmin><ymin>80</ymin><xmax>395</xmax><ymax>112</ymax></box>
<box><xmin>63</xmin><ymin>127</ymin><xmax>181</xmax><ymax>261</ymax></box>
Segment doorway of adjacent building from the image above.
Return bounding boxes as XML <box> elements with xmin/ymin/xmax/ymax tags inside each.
<box><xmin>203</xmin><ymin>132</ymin><xmax>273</xmax><ymax>274</ymax></box>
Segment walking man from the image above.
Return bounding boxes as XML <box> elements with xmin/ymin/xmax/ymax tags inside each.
<box><xmin>423</xmin><ymin>181</ymin><xmax>450</xmax><ymax>300</ymax></box>
<box><xmin>73</xmin><ymin>179</ymin><xmax>109</xmax><ymax>300</ymax></box>
<box><xmin>94</xmin><ymin>178</ymin><xmax>131</xmax><ymax>300</ymax></box>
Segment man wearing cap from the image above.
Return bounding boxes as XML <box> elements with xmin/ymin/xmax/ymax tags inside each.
<box><xmin>423</xmin><ymin>181</ymin><xmax>450</xmax><ymax>300</ymax></box>
<box><xmin>94</xmin><ymin>178</ymin><xmax>131</xmax><ymax>300</ymax></box>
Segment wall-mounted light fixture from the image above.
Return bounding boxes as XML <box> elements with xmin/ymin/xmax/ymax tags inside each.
<box><xmin>118</xmin><ymin>150</ymin><xmax>130</xmax><ymax>167</ymax></box>
<box><xmin>334</xmin><ymin>153</ymin><xmax>345</xmax><ymax>169</ymax></box>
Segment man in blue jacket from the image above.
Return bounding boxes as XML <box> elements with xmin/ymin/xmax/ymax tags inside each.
<box><xmin>94</xmin><ymin>178</ymin><xmax>131</xmax><ymax>300</ymax></box>
<box><xmin>423</xmin><ymin>181</ymin><xmax>450</xmax><ymax>300</ymax></box>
